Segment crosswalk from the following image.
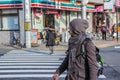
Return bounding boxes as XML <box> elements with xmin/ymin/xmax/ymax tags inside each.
<box><xmin>0</xmin><ymin>50</ymin><xmax>106</xmax><ymax>80</ymax></box>
<box><xmin>0</xmin><ymin>50</ymin><xmax>66</xmax><ymax>80</ymax></box>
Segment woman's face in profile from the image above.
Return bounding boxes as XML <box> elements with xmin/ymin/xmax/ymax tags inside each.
<box><xmin>68</xmin><ymin>27</ymin><xmax>74</xmax><ymax>36</ymax></box>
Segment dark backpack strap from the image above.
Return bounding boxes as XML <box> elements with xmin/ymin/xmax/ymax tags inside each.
<box><xmin>75</xmin><ymin>38</ymin><xmax>91</xmax><ymax>80</ymax></box>
<box><xmin>83</xmin><ymin>38</ymin><xmax>91</xmax><ymax>80</ymax></box>
<box><xmin>75</xmin><ymin>38</ymin><xmax>91</xmax><ymax>59</ymax></box>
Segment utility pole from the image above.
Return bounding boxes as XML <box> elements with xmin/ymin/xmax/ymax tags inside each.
<box><xmin>81</xmin><ymin>0</ymin><xmax>89</xmax><ymax>19</ymax></box>
<box><xmin>113</xmin><ymin>0</ymin><xmax>119</xmax><ymax>42</ymax></box>
<box><xmin>23</xmin><ymin>0</ymin><xmax>31</xmax><ymax>48</ymax></box>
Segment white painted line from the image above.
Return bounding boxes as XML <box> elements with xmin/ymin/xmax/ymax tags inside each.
<box><xmin>0</xmin><ymin>74</ymin><xmax>66</xmax><ymax>78</ymax></box>
<box><xmin>0</xmin><ymin>61</ymin><xmax>62</xmax><ymax>63</ymax></box>
<box><xmin>1</xmin><ymin>56</ymin><xmax>65</xmax><ymax>59</ymax></box>
<box><xmin>0</xmin><ymin>59</ymin><xmax>59</xmax><ymax>61</ymax></box>
<box><xmin>3</xmin><ymin>55</ymin><xmax>65</xmax><ymax>58</ymax></box>
<box><xmin>98</xmin><ymin>74</ymin><xmax>106</xmax><ymax>78</ymax></box>
<box><xmin>0</xmin><ymin>70</ymin><xmax>67</xmax><ymax>73</ymax></box>
<box><xmin>0</xmin><ymin>70</ymin><xmax>57</xmax><ymax>73</ymax></box>
<box><xmin>0</xmin><ymin>66</ymin><xmax>59</xmax><ymax>68</ymax></box>
<box><xmin>0</xmin><ymin>63</ymin><xmax>61</xmax><ymax>65</ymax></box>
<box><xmin>115</xmin><ymin>46</ymin><xmax>120</xmax><ymax>48</ymax></box>
<box><xmin>5</xmin><ymin>53</ymin><xmax>44</xmax><ymax>56</ymax></box>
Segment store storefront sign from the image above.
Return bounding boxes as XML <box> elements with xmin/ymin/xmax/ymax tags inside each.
<box><xmin>104</xmin><ymin>0</ymin><xmax>114</xmax><ymax>9</ymax></box>
<box><xmin>0</xmin><ymin>0</ymin><xmax>22</xmax><ymax>8</ymax></box>
<box><xmin>0</xmin><ymin>0</ymin><xmax>95</xmax><ymax>12</ymax></box>
<box><xmin>93</xmin><ymin>6</ymin><xmax>103</xmax><ymax>12</ymax></box>
<box><xmin>117</xmin><ymin>0</ymin><xmax>120</xmax><ymax>7</ymax></box>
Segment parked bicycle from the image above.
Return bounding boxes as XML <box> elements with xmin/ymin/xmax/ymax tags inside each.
<box><xmin>12</xmin><ymin>36</ymin><xmax>24</xmax><ymax>49</ymax></box>
<box><xmin>87</xmin><ymin>32</ymin><xmax>102</xmax><ymax>40</ymax></box>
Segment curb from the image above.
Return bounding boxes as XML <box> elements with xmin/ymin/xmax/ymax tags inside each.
<box><xmin>0</xmin><ymin>41</ymin><xmax>120</xmax><ymax>50</ymax></box>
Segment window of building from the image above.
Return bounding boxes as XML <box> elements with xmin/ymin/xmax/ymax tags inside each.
<box><xmin>0</xmin><ymin>9</ymin><xmax>19</xmax><ymax>30</ymax></box>
<box><xmin>2</xmin><ymin>16</ymin><xmax>19</xmax><ymax>30</ymax></box>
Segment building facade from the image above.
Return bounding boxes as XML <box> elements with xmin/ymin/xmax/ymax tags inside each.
<box><xmin>0</xmin><ymin>0</ymin><xmax>103</xmax><ymax>45</ymax></box>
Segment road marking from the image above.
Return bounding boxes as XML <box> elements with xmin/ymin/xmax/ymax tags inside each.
<box><xmin>0</xmin><ymin>61</ymin><xmax>62</xmax><ymax>63</ymax></box>
<box><xmin>0</xmin><ymin>50</ymin><xmax>107</xmax><ymax>79</ymax></box>
<box><xmin>0</xmin><ymin>62</ymin><xmax>61</xmax><ymax>65</ymax></box>
<box><xmin>115</xmin><ymin>46</ymin><xmax>120</xmax><ymax>48</ymax></box>
<box><xmin>0</xmin><ymin>66</ymin><xmax>59</xmax><ymax>68</ymax></box>
<box><xmin>0</xmin><ymin>70</ymin><xmax>60</xmax><ymax>73</ymax></box>
<box><xmin>2</xmin><ymin>55</ymin><xmax>65</xmax><ymax>57</ymax></box>
<box><xmin>0</xmin><ymin>70</ymin><xmax>67</xmax><ymax>73</ymax></box>
<box><xmin>98</xmin><ymin>74</ymin><xmax>106</xmax><ymax>78</ymax></box>
<box><xmin>0</xmin><ymin>58</ymin><xmax>60</xmax><ymax>60</ymax></box>
<box><xmin>0</xmin><ymin>50</ymin><xmax>67</xmax><ymax>79</ymax></box>
<box><xmin>0</xmin><ymin>74</ymin><xmax>66</xmax><ymax>78</ymax></box>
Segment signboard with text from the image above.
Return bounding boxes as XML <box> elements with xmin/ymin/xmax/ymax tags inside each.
<box><xmin>104</xmin><ymin>0</ymin><xmax>114</xmax><ymax>9</ymax></box>
<box><xmin>31</xmin><ymin>29</ymin><xmax>38</xmax><ymax>44</ymax></box>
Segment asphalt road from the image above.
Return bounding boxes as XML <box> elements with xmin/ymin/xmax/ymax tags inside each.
<box><xmin>99</xmin><ymin>46</ymin><xmax>120</xmax><ymax>80</ymax></box>
<box><xmin>0</xmin><ymin>47</ymin><xmax>120</xmax><ymax>80</ymax></box>
<box><xmin>0</xmin><ymin>48</ymin><xmax>13</xmax><ymax>56</ymax></box>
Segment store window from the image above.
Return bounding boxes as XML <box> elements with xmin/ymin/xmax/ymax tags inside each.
<box><xmin>0</xmin><ymin>9</ymin><xmax>19</xmax><ymax>30</ymax></box>
<box><xmin>70</xmin><ymin>11</ymin><xmax>77</xmax><ymax>21</ymax></box>
<box><xmin>2</xmin><ymin>16</ymin><xmax>19</xmax><ymax>30</ymax></box>
<box><xmin>44</xmin><ymin>14</ymin><xmax>54</xmax><ymax>27</ymax></box>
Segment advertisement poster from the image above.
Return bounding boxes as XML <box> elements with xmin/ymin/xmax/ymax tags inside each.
<box><xmin>31</xmin><ymin>29</ymin><xmax>38</xmax><ymax>44</ymax></box>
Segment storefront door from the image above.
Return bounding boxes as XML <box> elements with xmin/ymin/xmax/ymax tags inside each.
<box><xmin>44</xmin><ymin>14</ymin><xmax>54</xmax><ymax>28</ymax></box>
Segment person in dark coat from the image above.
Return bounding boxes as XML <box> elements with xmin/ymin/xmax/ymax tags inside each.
<box><xmin>46</xmin><ymin>25</ymin><xmax>56</xmax><ymax>54</ymax></box>
<box><xmin>53</xmin><ymin>19</ymin><xmax>99</xmax><ymax>80</ymax></box>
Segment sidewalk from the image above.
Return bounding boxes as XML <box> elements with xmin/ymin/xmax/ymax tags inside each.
<box><xmin>93</xmin><ymin>40</ymin><xmax>120</xmax><ymax>48</ymax></box>
<box><xmin>0</xmin><ymin>40</ymin><xmax>120</xmax><ymax>50</ymax></box>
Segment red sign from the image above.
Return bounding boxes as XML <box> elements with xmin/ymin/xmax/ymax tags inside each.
<box><xmin>34</xmin><ymin>8</ymin><xmax>42</xmax><ymax>17</ymax></box>
<box><xmin>93</xmin><ymin>6</ymin><xmax>103</xmax><ymax>12</ymax></box>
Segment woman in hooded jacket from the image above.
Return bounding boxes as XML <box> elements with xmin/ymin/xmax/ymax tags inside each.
<box><xmin>53</xmin><ymin>19</ymin><xmax>99</xmax><ymax>80</ymax></box>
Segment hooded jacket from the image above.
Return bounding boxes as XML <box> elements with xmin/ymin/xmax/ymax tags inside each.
<box><xmin>55</xmin><ymin>19</ymin><xmax>99</xmax><ymax>80</ymax></box>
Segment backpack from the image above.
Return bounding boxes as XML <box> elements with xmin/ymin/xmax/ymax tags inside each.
<box><xmin>101</xmin><ymin>26</ymin><xmax>106</xmax><ymax>32</ymax></box>
<box><xmin>76</xmin><ymin>38</ymin><xmax>104</xmax><ymax>79</ymax></box>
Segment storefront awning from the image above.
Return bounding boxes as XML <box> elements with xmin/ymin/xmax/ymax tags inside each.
<box><xmin>93</xmin><ymin>5</ymin><xmax>115</xmax><ymax>13</ymax></box>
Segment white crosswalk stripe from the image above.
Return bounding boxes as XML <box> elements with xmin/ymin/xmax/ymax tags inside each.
<box><xmin>0</xmin><ymin>50</ymin><xmax>106</xmax><ymax>80</ymax></box>
<box><xmin>0</xmin><ymin>50</ymin><xmax>66</xmax><ymax>79</ymax></box>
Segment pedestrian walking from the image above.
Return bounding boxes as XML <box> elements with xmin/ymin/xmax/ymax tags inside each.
<box><xmin>46</xmin><ymin>25</ymin><xmax>56</xmax><ymax>54</ymax></box>
<box><xmin>53</xmin><ymin>19</ymin><xmax>99</xmax><ymax>80</ymax></box>
<box><xmin>110</xmin><ymin>24</ymin><xmax>115</xmax><ymax>41</ymax></box>
<box><xmin>101</xmin><ymin>23</ymin><xmax>107</xmax><ymax>40</ymax></box>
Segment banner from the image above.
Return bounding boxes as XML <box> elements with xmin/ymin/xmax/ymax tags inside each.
<box><xmin>104</xmin><ymin>0</ymin><xmax>114</xmax><ymax>9</ymax></box>
<box><xmin>34</xmin><ymin>9</ymin><xmax>42</xmax><ymax>18</ymax></box>
<box><xmin>117</xmin><ymin>0</ymin><xmax>120</xmax><ymax>7</ymax></box>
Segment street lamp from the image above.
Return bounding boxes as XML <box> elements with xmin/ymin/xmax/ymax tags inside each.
<box><xmin>81</xmin><ymin>0</ymin><xmax>89</xmax><ymax>19</ymax></box>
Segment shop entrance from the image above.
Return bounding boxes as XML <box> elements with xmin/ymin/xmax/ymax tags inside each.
<box><xmin>44</xmin><ymin>14</ymin><xmax>54</xmax><ymax>28</ymax></box>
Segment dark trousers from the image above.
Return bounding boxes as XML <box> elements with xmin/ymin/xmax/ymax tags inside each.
<box><xmin>102</xmin><ymin>32</ymin><xmax>106</xmax><ymax>40</ymax></box>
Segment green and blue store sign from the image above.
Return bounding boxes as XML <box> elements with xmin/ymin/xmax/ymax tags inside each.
<box><xmin>0</xmin><ymin>0</ymin><xmax>95</xmax><ymax>12</ymax></box>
